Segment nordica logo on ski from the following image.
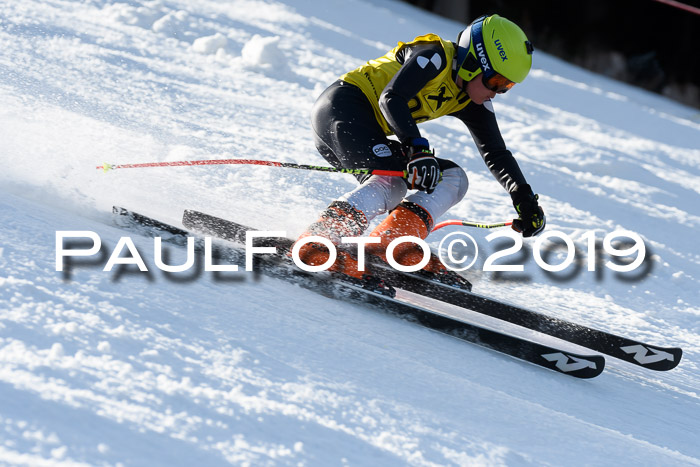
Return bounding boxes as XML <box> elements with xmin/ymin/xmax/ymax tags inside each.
<box><xmin>475</xmin><ymin>43</ymin><xmax>491</xmax><ymax>72</ymax></box>
<box><xmin>620</xmin><ymin>345</ymin><xmax>675</xmax><ymax>364</ymax></box>
<box><xmin>541</xmin><ymin>353</ymin><xmax>598</xmax><ymax>373</ymax></box>
<box><xmin>494</xmin><ymin>39</ymin><xmax>508</xmax><ymax>61</ymax></box>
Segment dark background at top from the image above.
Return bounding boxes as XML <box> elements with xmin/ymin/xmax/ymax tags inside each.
<box><xmin>402</xmin><ymin>0</ymin><xmax>700</xmax><ymax>109</ymax></box>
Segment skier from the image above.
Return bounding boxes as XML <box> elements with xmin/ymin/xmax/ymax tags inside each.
<box><xmin>296</xmin><ymin>14</ymin><xmax>545</xmax><ymax>284</ymax></box>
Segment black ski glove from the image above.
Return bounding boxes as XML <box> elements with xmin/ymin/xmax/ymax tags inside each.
<box><xmin>511</xmin><ymin>184</ymin><xmax>545</xmax><ymax>237</ymax></box>
<box><xmin>404</xmin><ymin>138</ymin><xmax>441</xmax><ymax>194</ymax></box>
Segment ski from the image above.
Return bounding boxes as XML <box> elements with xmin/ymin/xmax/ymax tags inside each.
<box><xmin>179</xmin><ymin>209</ymin><xmax>682</xmax><ymax>372</ymax></box>
<box><xmin>112</xmin><ymin>206</ymin><xmax>190</xmax><ymax>238</ymax></box>
<box><xmin>365</xmin><ymin>262</ymin><xmax>682</xmax><ymax>371</ymax></box>
<box><xmin>175</xmin><ymin>208</ymin><xmax>604</xmax><ymax>378</ymax></box>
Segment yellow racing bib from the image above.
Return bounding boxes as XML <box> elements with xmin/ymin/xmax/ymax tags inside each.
<box><xmin>341</xmin><ymin>34</ymin><xmax>471</xmax><ymax>135</ymax></box>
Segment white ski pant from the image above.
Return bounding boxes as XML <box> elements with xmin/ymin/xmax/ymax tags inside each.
<box><xmin>340</xmin><ymin>166</ymin><xmax>469</xmax><ymax>228</ymax></box>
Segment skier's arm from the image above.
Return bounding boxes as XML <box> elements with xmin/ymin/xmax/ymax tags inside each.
<box><xmin>378</xmin><ymin>43</ymin><xmax>446</xmax><ymax>144</ymax></box>
<box><xmin>453</xmin><ymin>102</ymin><xmax>528</xmax><ymax>193</ymax></box>
<box><xmin>454</xmin><ymin>102</ymin><xmax>545</xmax><ymax>236</ymax></box>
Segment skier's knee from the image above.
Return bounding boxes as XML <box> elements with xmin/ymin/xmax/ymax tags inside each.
<box><xmin>443</xmin><ymin>166</ymin><xmax>469</xmax><ymax>201</ymax></box>
<box><xmin>339</xmin><ymin>175</ymin><xmax>407</xmax><ymax>222</ymax></box>
<box><xmin>403</xmin><ymin>166</ymin><xmax>468</xmax><ymax>221</ymax></box>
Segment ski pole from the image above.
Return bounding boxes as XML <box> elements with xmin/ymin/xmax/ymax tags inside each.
<box><xmin>432</xmin><ymin>219</ymin><xmax>513</xmax><ymax>232</ymax></box>
<box><xmin>97</xmin><ymin>159</ymin><xmax>406</xmax><ymax>178</ymax></box>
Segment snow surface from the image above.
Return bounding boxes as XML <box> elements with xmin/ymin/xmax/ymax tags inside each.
<box><xmin>1</xmin><ymin>0</ymin><xmax>699</xmax><ymax>465</ymax></box>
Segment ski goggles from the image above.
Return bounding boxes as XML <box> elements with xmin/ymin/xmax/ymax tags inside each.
<box><xmin>483</xmin><ymin>72</ymin><xmax>515</xmax><ymax>94</ymax></box>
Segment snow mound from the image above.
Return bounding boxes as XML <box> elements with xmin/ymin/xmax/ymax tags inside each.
<box><xmin>152</xmin><ymin>10</ymin><xmax>190</xmax><ymax>38</ymax></box>
<box><xmin>107</xmin><ymin>3</ymin><xmax>164</xmax><ymax>29</ymax></box>
<box><xmin>192</xmin><ymin>33</ymin><xmax>228</xmax><ymax>55</ymax></box>
<box><xmin>241</xmin><ymin>35</ymin><xmax>289</xmax><ymax>73</ymax></box>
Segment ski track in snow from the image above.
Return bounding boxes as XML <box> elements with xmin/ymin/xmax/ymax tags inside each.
<box><xmin>1</xmin><ymin>0</ymin><xmax>699</xmax><ymax>465</ymax></box>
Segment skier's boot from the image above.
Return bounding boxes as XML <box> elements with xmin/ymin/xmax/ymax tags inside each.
<box><xmin>368</xmin><ymin>203</ymin><xmax>472</xmax><ymax>291</ymax></box>
<box><xmin>294</xmin><ymin>201</ymin><xmax>395</xmax><ymax>296</ymax></box>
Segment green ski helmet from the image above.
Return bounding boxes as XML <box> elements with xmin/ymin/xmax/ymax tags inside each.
<box><xmin>456</xmin><ymin>14</ymin><xmax>534</xmax><ymax>88</ymax></box>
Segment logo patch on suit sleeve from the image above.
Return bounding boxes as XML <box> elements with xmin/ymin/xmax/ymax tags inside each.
<box><xmin>430</xmin><ymin>53</ymin><xmax>442</xmax><ymax>70</ymax></box>
<box><xmin>416</xmin><ymin>53</ymin><xmax>442</xmax><ymax>70</ymax></box>
<box><xmin>372</xmin><ymin>144</ymin><xmax>393</xmax><ymax>158</ymax></box>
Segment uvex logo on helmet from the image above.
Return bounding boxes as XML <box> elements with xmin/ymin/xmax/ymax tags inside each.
<box><xmin>494</xmin><ymin>39</ymin><xmax>508</xmax><ymax>61</ymax></box>
<box><xmin>475</xmin><ymin>43</ymin><xmax>491</xmax><ymax>72</ymax></box>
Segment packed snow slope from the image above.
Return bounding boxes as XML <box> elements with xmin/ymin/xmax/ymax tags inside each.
<box><xmin>1</xmin><ymin>0</ymin><xmax>699</xmax><ymax>465</ymax></box>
